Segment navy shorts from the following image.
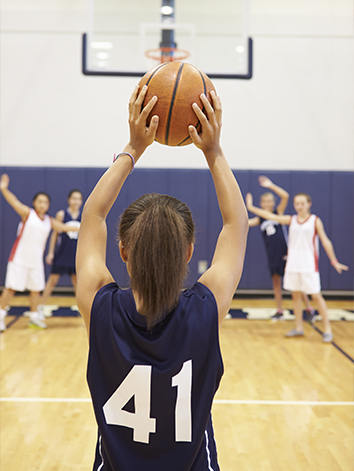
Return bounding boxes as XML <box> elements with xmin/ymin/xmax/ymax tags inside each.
<box><xmin>51</xmin><ymin>264</ymin><xmax>76</xmax><ymax>276</ymax></box>
<box><xmin>269</xmin><ymin>261</ymin><xmax>286</xmax><ymax>277</ymax></box>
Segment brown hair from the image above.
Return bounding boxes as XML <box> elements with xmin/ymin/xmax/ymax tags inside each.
<box><xmin>118</xmin><ymin>193</ymin><xmax>195</xmax><ymax>329</ymax></box>
<box><xmin>294</xmin><ymin>193</ymin><xmax>312</xmax><ymax>203</ymax></box>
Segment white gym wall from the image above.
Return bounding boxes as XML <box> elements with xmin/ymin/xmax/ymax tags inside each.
<box><xmin>1</xmin><ymin>0</ymin><xmax>353</xmax><ymax>170</ymax></box>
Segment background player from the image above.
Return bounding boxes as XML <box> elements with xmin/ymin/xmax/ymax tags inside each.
<box><xmin>248</xmin><ymin>175</ymin><xmax>314</xmax><ymax>320</ymax></box>
<box><xmin>0</xmin><ymin>174</ymin><xmax>79</xmax><ymax>331</ymax></box>
<box><xmin>38</xmin><ymin>189</ymin><xmax>83</xmax><ymax>316</ymax></box>
<box><xmin>246</xmin><ymin>192</ymin><xmax>348</xmax><ymax>342</ymax></box>
<box><xmin>75</xmin><ymin>86</ymin><xmax>248</xmax><ymax>470</ymax></box>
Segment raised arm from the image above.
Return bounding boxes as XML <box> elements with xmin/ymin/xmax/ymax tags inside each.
<box><xmin>258</xmin><ymin>175</ymin><xmax>289</xmax><ymax>215</ymax></box>
<box><xmin>45</xmin><ymin>210</ymin><xmax>64</xmax><ymax>265</ymax></box>
<box><xmin>190</xmin><ymin>93</ymin><xmax>248</xmax><ymax>325</ymax></box>
<box><xmin>246</xmin><ymin>193</ymin><xmax>291</xmax><ymax>225</ymax></box>
<box><xmin>315</xmin><ymin>217</ymin><xmax>349</xmax><ymax>274</ymax></box>
<box><xmin>249</xmin><ymin>216</ymin><xmax>260</xmax><ymax>227</ymax></box>
<box><xmin>76</xmin><ymin>85</ymin><xmax>159</xmax><ymax>331</ymax></box>
<box><xmin>0</xmin><ymin>174</ymin><xmax>30</xmax><ymax>220</ymax></box>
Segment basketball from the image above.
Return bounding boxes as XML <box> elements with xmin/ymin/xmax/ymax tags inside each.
<box><xmin>138</xmin><ymin>61</ymin><xmax>216</xmax><ymax>146</ymax></box>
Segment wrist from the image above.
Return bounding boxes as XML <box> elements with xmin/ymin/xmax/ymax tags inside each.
<box><xmin>113</xmin><ymin>152</ymin><xmax>135</xmax><ymax>174</ymax></box>
<box><xmin>123</xmin><ymin>144</ymin><xmax>144</xmax><ymax>162</ymax></box>
<box><xmin>331</xmin><ymin>259</ymin><xmax>338</xmax><ymax>266</ymax></box>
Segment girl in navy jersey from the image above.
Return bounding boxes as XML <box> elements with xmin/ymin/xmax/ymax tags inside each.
<box><xmin>246</xmin><ymin>192</ymin><xmax>348</xmax><ymax>342</ymax></box>
<box><xmin>0</xmin><ymin>175</ymin><xmax>79</xmax><ymax>331</ymax></box>
<box><xmin>76</xmin><ymin>86</ymin><xmax>248</xmax><ymax>470</ymax></box>
<box><xmin>38</xmin><ymin>189</ymin><xmax>83</xmax><ymax>316</ymax></box>
<box><xmin>248</xmin><ymin>176</ymin><xmax>314</xmax><ymax>321</ymax></box>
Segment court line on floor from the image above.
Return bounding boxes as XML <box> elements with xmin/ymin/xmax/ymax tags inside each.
<box><xmin>5</xmin><ymin>314</ymin><xmax>22</xmax><ymax>330</ymax></box>
<box><xmin>311</xmin><ymin>324</ymin><xmax>354</xmax><ymax>363</ymax></box>
<box><xmin>0</xmin><ymin>397</ymin><xmax>353</xmax><ymax>406</ymax></box>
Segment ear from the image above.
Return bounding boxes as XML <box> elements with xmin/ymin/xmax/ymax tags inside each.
<box><xmin>119</xmin><ymin>240</ymin><xmax>128</xmax><ymax>263</ymax></box>
<box><xmin>186</xmin><ymin>243</ymin><xmax>194</xmax><ymax>264</ymax></box>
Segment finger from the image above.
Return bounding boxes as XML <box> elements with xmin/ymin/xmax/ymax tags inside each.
<box><xmin>135</xmin><ymin>85</ymin><xmax>148</xmax><ymax>107</ymax></box>
<box><xmin>146</xmin><ymin>115</ymin><xmax>159</xmax><ymax>139</ymax></box>
<box><xmin>131</xmin><ymin>85</ymin><xmax>148</xmax><ymax>119</ymax></box>
<box><xmin>192</xmin><ymin>102</ymin><xmax>209</xmax><ymax>127</ymax></box>
<box><xmin>188</xmin><ymin>125</ymin><xmax>203</xmax><ymax>147</ymax></box>
<box><xmin>210</xmin><ymin>91</ymin><xmax>222</xmax><ymax>124</ymax></box>
<box><xmin>128</xmin><ymin>85</ymin><xmax>140</xmax><ymax>113</ymax></box>
<box><xmin>140</xmin><ymin>95</ymin><xmax>158</xmax><ymax>121</ymax></box>
<box><xmin>200</xmin><ymin>93</ymin><xmax>216</xmax><ymax>124</ymax></box>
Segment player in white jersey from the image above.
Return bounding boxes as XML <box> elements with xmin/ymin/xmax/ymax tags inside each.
<box><xmin>246</xmin><ymin>192</ymin><xmax>348</xmax><ymax>342</ymax></box>
<box><xmin>0</xmin><ymin>174</ymin><xmax>79</xmax><ymax>331</ymax></box>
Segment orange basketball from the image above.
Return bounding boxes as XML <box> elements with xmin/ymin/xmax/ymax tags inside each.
<box><xmin>138</xmin><ymin>62</ymin><xmax>216</xmax><ymax>146</ymax></box>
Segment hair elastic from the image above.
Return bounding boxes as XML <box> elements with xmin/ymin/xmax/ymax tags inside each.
<box><xmin>113</xmin><ymin>152</ymin><xmax>135</xmax><ymax>174</ymax></box>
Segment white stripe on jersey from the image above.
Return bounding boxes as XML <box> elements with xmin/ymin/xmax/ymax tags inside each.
<box><xmin>204</xmin><ymin>430</ymin><xmax>215</xmax><ymax>471</ymax></box>
<box><xmin>97</xmin><ymin>434</ymin><xmax>105</xmax><ymax>471</ymax></box>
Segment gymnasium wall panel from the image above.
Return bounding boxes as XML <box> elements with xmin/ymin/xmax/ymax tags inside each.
<box><xmin>0</xmin><ymin>167</ymin><xmax>352</xmax><ymax>292</ymax></box>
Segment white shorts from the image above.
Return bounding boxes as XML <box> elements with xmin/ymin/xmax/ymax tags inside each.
<box><xmin>5</xmin><ymin>261</ymin><xmax>45</xmax><ymax>292</ymax></box>
<box><xmin>283</xmin><ymin>271</ymin><xmax>321</xmax><ymax>295</ymax></box>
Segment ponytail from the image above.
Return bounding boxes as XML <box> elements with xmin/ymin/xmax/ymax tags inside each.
<box><xmin>119</xmin><ymin>194</ymin><xmax>195</xmax><ymax>329</ymax></box>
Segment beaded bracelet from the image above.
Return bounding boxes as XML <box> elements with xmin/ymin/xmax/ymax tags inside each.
<box><xmin>113</xmin><ymin>152</ymin><xmax>135</xmax><ymax>174</ymax></box>
<box><xmin>331</xmin><ymin>259</ymin><xmax>338</xmax><ymax>266</ymax></box>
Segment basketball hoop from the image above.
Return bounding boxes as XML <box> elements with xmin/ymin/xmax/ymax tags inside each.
<box><xmin>145</xmin><ymin>47</ymin><xmax>190</xmax><ymax>64</ymax></box>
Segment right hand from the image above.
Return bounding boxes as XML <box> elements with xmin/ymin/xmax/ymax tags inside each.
<box><xmin>0</xmin><ymin>174</ymin><xmax>9</xmax><ymax>191</ymax></box>
<box><xmin>188</xmin><ymin>91</ymin><xmax>222</xmax><ymax>156</ymax></box>
<box><xmin>46</xmin><ymin>253</ymin><xmax>54</xmax><ymax>265</ymax></box>
<box><xmin>127</xmin><ymin>85</ymin><xmax>159</xmax><ymax>158</ymax></box>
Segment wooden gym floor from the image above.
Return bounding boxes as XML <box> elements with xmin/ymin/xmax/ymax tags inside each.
<box><xmin>0</xmin><ymin>296</ymin><xmax>353</xmax><ymax>471</ymax></box>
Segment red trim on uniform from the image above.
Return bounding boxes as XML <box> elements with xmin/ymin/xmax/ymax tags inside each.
<box><xmin>34</xmin><ymin>209</ymin><xmax>46</xmax><ymax>221</ymax></box>
<box><xmin>8</xmin><ymin>213</ymin><xmax>30</xmax><ymax>262</ymax></box>
<box><xmin>313</xmin><ymin>216</ymin><xmax>319</xmax><ymax>272</ymax></box>
<box><xmin>296</xmin><ymin>213</ymin><xmax>312</xmax><ymax>225</ymax></box>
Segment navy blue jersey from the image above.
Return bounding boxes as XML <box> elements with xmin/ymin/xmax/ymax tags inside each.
<box><xmin>52</xmin><ymin>209</ymin><xmax>81</xmax><ymax>269</ymax></box>
<box><xmin>259</xmin><ymin>212</ymin><xmax>288</xmax><ymax>271</ymax></box>
<box><xmin>87</xmin><ymin>282</ymin><xmax>223</xmax><ymax>471</ymax></box>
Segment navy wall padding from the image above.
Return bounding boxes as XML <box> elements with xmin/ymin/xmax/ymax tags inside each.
<box><xmin>0</xmin><ymin>167</ymin><xmax>352</xmax><ymax>291</ymax></box>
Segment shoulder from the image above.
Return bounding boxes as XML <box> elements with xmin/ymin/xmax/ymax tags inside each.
<box><xmin>56</xmin><ymin>209</ymin><xmax>65</xmax><ymax>221</ymax></box>
<box><xmin>183</xmin><ymin>281</ymin><xmax>216</xmax><ymax>300</ymax></box>
<box><xmin>182</xmin><ymin>282</ymin><xmax>218</xmax><ymax>317</ymax></box>
<box><xmin>92</xmin><ymin>282</ymin><xmax>120</xmax><ymax>310</ymax></box>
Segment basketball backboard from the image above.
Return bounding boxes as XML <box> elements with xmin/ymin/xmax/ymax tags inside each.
<box><xmin>82</xmin><ymin>0</ymin><xmax>252</xmax><ymax>79</ymax></box>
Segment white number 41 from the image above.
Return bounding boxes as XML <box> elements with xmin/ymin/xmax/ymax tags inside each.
<box><xmin>103</xmin><ymin>360</ymin><xmax>192</xmax><ymax>444</ymax></box>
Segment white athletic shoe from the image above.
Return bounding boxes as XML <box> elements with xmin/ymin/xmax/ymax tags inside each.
<box><xmin>37</xmin><ymin>305</ymin><xmax>45</xmax><ymax>321</ymax></box>
<box><xmin>29</xmin><ymin>311</ymin><xmax>47</xmax><ymax>329</ymax></box>
<box><xmin>0</xmin><ymin>309</ymin><xmax>7</xmax><ymax>332</ymax></box>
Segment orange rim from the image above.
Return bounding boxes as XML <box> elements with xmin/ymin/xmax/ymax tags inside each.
<box><xmin>145</xmin><ymin>47</ymin><xmax>190</xmax><ymax>63</ymax></box>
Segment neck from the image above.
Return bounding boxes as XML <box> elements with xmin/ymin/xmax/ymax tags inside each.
<box><xmin>68</xmin><ymin>207</ymin><xmax>79</xmax><ymax>218</ymax></box>
<box><xmin>132</xmin><ymin>291</ymin><xmax>147</xmax><ymax>316</ymax></box>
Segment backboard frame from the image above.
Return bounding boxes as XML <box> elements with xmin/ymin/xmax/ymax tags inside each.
<box><xmin>82</xmin><ymin>33</ymin><xmax>253</xmax><ymax>79</ymax></box>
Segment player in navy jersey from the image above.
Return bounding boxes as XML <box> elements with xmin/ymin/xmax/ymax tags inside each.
<box><xmin>248</xmin><ymin>176</ymin><xmax>314</xmax><ymax>321</ymax></box>
<box><xmin>38</xmin><ymin>189</ymin><xmax>83</xmax><ymax>317</ymax></box>
<box><xmin>76</xmin><ymin>85</ymin><xmax>248</xmax><ymax>470</ymax></box>
<box><xmin>246</xmin><ymin>192</ymin><xmax>348</xmax><ymax>342</ymax></box>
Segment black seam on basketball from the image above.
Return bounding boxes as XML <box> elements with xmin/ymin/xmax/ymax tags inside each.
<box><xmin>145</xmin><ymin>62</ymin><xmax>169</xmax><ymax>86</ymax></box>
<box><xmin>177</xmin><ymin>65</ymin><xmax>208</xmax><ymax>146</ymax></box>
<box><xmin>177</xmin><ymin>121</ymin><xmax>201</xmax><ymax>146</ymax></box>
<box><xmin>140</xmin><ymin>63</ymin><xmax>170</xmax><ymax>112</ymax></box>
<box><xmin>165</xmin><ymin>63</ymin><xmax>184</xmax><ymax>145</ymax></box>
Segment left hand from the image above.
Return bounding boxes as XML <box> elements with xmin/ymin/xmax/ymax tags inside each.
<box><xmin>127</xmin><ymin>85</ymin><xmax>159</xmax><ymax>159</ymax></box>
<box><xmin>246</xmin><ymin>193</ymin><xmax>253</xmax><ymax>209</ymax></box>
